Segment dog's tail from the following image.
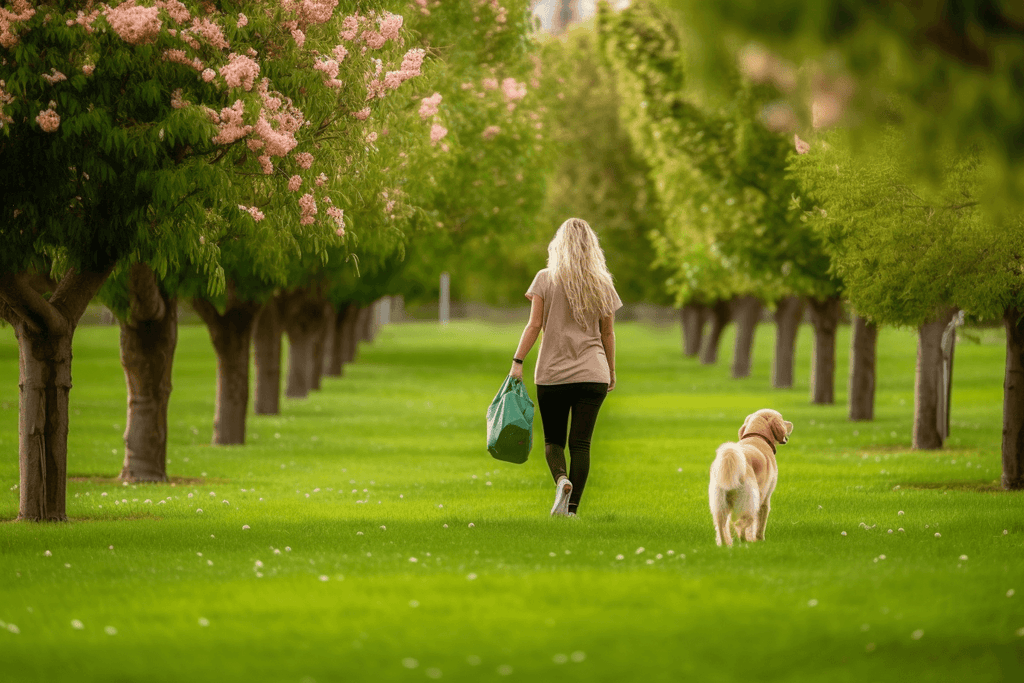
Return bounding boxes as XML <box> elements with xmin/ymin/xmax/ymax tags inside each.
<box><xmin>711</xmin><ymin>443</ymin><xmax>745</xmax><ymax>490</ymax></box>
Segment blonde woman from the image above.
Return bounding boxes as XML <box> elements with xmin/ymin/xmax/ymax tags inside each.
<box><xmin>510</xmin><ymin>218</ymin><xmax>622</xmax><ymax>517</ymax></box>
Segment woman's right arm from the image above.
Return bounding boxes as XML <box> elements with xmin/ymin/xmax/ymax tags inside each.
<box><xmin>600</xmin><ymin>312</ymin><xmax>616</xmax><ymax>392</ymax></box>
<box><xmin>510</xmin><ymin>294</ymin><xmax>544</xmax><ymax>381</ymax></box>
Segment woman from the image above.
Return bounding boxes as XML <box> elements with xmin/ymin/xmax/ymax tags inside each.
<box><xmin>510</xmin><ymin>218</ymin><xmax>622</xmax><ymax>517</ymax></box>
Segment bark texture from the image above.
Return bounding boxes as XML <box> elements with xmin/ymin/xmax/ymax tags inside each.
<box><xmin>253</xmin><ymin>295</ymin><xmax>283</xmax><ymax>415</ymax></box>
<box><xmin>771</xmin><ymin>296</ymin><xmax>804</xmax><ymax>389</ymax></box>
<box><xmin>699</xmin><ymin>299</ymin><xmax>733</xmax><ymax>366</ymax></box>
<box><xmin>0</xmin><ymin>268</ymin><xmax>111</xmax><ymax>521</ymax></box>
<box><xmin>848</xmin><ymin>315</ymin><xmax>879</xmax><ymax>421</ymax></box>
<box><xmin>192</xmin><ymin>286</ymin><xmax>261</xmax><ymax>445</ymax></box>
<box><xmin>1002</xmin><ymin>307</ymin><xmax>1024</xmax><ymax>490</ymax></box>
<box><xmin>807</xmin><ymin>296</ymin><xmax>842</xmax><ymax>405</ymax></box>
<box><xmin>913</xmin><ymin>309</ymin><xmax>956</xmax><ymax>450</ymax></box>
<box><xmin>280</xmin><ymin>287</ymin><xmax>329</xmax><ymax>399</ymax></box>
<box><xmin>730</xmin><ymin>295</ymin><xmax>762</xmax><ymax>379</ymax></box>
<box><xmin>680</xmin><ymin>304</ymin><xmax>706</xmax><ymax>357</ymax></box>
<box><xmin>118</xmin><ymin>264</ymin><xmax>177</xmax><ymax>482</ymax></box>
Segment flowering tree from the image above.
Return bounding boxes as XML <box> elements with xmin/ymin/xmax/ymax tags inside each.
<box><xmin>0</xmin><ymin>0</ymin><xmax>438</xmax><ymax>514</ymax></box>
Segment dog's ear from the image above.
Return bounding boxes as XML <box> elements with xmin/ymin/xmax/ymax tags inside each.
<box><xmin>738</xmin><ymin>414</ymin><xmax>751</xmax><ymax>441</ymax></box>
<box><xmin>770</xmin><ymin>415</ymin><xmax>792</xmax><ymax>444</ymax></box>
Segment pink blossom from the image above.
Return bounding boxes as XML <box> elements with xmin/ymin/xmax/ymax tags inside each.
<box><xmin>239</xmin><ymin>205</ymin><xmax>265</xmax><ymax>221</ymax></box>
<box><xmin>316</xmin><ymin>173</ymin><xmax>327</xmax><ymax>187</ymax></box>
<box><xmin>236</xmin><ymin>13</ymin><xmax>248</xmax><ymax>28</ymax></box>
<box><xmin>415</xmin><ymin>0</ymin><xmax>430</xmax><ymax>16</ymax></box>
<box><xmin>419</xmin><ymin>93</ymin><xmax>442</xmax><ymax>120</ymax></box>
<box><xmin>36</xmin><ymin>108</ymin><xmax>60</xmax><ymax>133</ymax></box>
<box><xmin>253</xmin><ymin>116</ymin><xmax>298</xmax><ymax>157</ymax></box>
<box><xmin>288</xmin><ymin>175</ymin><xmax>302</xmax><ymax>192</ymax></box>
<box><xmin>429</xmin><ymin>123</ymin><xmax>447</xmax><ymax>145</ymax></box>
<box><xmin>399</xmin><ymin>49</ymin><xmax>425</xmax><ymax>76</ymax></box>
<box><xmin>379</xmin><ymin>13</ymin><xmax>403</xmax><ymax>41</ymax></box>
<box><xmin>202</xmin><ymin>69</ymin><xmax>216</xmax><ymax>82</ymax></box>
<box><xmin>501</xmin><ymin>77</ymin><xmax>526</xmax><ymax>101</ymax></box>
<box><xmin>104</xmin><ymin>3</ymin><xmax>162</xmax><ymax>45</ymax></box>
<box><xmin>296</xmin><ymin>0</ymin><xmax>339</xmax><ymax>27</ymax></box>
<box><xmin>482</xmin><ymin>78</ymin><xmax>498</xmax><ymax>91</ymax></box>
<box><xmin>460</xmin><ymin>82</ymin><xmax>474</xmax><ymax>90</ymax></box>
<box><xmin>170</xmin><ymin>88</ymin><xmax>187</xmax><ymax>109</ymax></box>
<box><xmin>794</xmin><ymin>134</ymin><xmax>810</xmax><ymax>154</ymax></box>
<box><xmin>258</xmin><ymin>156</ymin><xmax>273</xmax><ymax>174</ymax></box>
<box><xmin>383</xmin><ymin>71</ymin><xmax>403</xmax><ymax>90</ymax></box>
<box><xmin>351</xmin><ymin>107</ymin><xmax>370</xmax><ymax>121</ymax></box>
<box><xmin>0</xmin><ymin>1</ymin><xmax>36</xmax><ymax>49</ymax></box>
<box><xmin>482</xmin><ymin>125</ymin><xmax>500</xmax><ymax>141</ymax></box>
<box><xmin>155</xmin><ymin>1</ymin><xmax>190</xmax><ymax>24</ymax></box>
<box><xmin>40</xmin><ymin>70</ymin><xmax>67</xmax><ymax>85</ymax></box>
<box><xmin>365</xmin><ymin>79</ymin><xmax>385</xmax><ymax>100</ymax></box>
<box><xmin>325</xmin><ymin>79</ymin><xmax>343</xmax><ymax>89</ymax></box>
<box><xmin>384</xmin><ymin>199</ymin><xmax>396</xmax><ymax>213</ymax></box>
<box><xmin>366</xmin><ymin>131</ymin><xmax>377</xmax><ymax>143</ymax></box>
<box><xmin>362</xmin><ymin>30</ymin><xmax>385</xmax><ymax>49</ymax></box>
<box><xmin>333</xmin><ymin>45</ymin><xmax>349</xmax><ymax>63</ymax></box>
<box><xmin>190</xmin><ymin>17</ymin><xmax>229</xmax><ymax>50</ymax></box>
<box><xmin>220</xmin><ymin>53</ymin><xmax>260</xmax><ymax>91</ymax></box>
<box><xmin>247</xmin><ymin>138</ymin><xmax>264</xmax><ymax>152</ymax></box>
<box><xmin>340</xmin><ymin>16</ymin><xmax>359</xmax><ymax>41</ymax></box>
<box><xmin>211</xmin><ymin>101</ymin><xmax>252</xmax><ymax>145</ymax></box>
<box><xmin>313</xmin><ymin>59</ymin><xmax>339</xmax><ymax>80</ymax></box>
<box><xmin>326</xmin><ymin>207</ymin><xmax>345</xmax><ymax>234</ymax></box>
<box><xmin>294</xmin><ymin>152</ymin><xmax>314</xmax><ymax>169</ymax></box>
<box><xmin>82</xmin><ymin>64</ymin><xmax>95</xmax><ymax>76</ymax></box>
<box><xmin>299</xmin><ymin>193</ymin><xmax>317</xmax><ymax>225</ymax></box>
<box><xmin>291</xmin><ymin>29</ymin><xmax>306</xmax><ymax>47</ymax></box>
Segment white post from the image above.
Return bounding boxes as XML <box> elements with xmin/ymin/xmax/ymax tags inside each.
<box><xmin>379</xmin><ymin>296</ymin><xmax>391</xmax><ymax>325</ymax></box>
<box><xmin>439</xmin><ymin>272</ymin><xmax>450</xmax><ymax>325</ymax></box>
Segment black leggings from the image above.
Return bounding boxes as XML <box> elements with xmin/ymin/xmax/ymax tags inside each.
<box><xmin>536</xmin><ymin>382</ymin><xmax>608</xmax><ymax>514</ymax></box>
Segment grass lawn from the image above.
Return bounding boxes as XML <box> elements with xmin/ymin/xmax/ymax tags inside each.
<box><xmin>0</xmin><ymin>319</ymin><xmax>1022</xmax><ymax>682</ymax></box>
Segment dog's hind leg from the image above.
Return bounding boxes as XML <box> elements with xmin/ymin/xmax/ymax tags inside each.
<box><xmin>713</xmin><ymin>508</ymin><xmax>732</xmax><ymax>547</ymax></box>
<box><xmin>756</xmin><ymin>500</ymin><xmax>771</xmax><ymax>540</ymax></box>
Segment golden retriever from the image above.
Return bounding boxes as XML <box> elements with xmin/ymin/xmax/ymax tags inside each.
<box><xmin>709</xmin><ymin>409</ymin><xmax>793</xmax><ymax>547</ymax></box>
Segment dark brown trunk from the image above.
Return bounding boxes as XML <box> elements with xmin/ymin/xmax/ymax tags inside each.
<box><xmin>731</xmin><ymin>296</ymin><xmax>762</xmax><ymax>379</ymax></box>
<box><xmin>1001</xmin><ymin>307</ymin><xmax>1024</xmax><ymax>489</ymax></box>
<box><xmin>807</xmin><ymin>295</ymin><xmax>842</xmax><ymax>405</ymax></box>
<box><xmin>771</xmin><ymin>296</ymin><xmax>804</xmax><ymax>389</ymax></box>
<box><xmin>357</xmin><ymin>304</ymin><xmax>374</xmax><ymax>343</ymax></box>
<box><xmin>342</xmin><ymin>303</ymin><xmax>363</xmax><ymax>365</ymax></box>
<box><xmin>699</xmin><ymin>299</ymin><xmax>732</xmax><ymax>366</ymax></box>
<box><xmin>253</xmin><ymin>296</ymin><xmax>283</xmax><ymax>415</ymax></box>
<box><xmin>913</xmin><ymin>309</ymin><xmax>956</xmax><ymax>450</ymax></box>
<box><xmin>280</xmin><ymin>287</ymin><xmax>328</xmax><ymax>399</ymax></box>
<box><xmin>0</xmin><ymin>267</ymin><xmax>111</xmax><ymax>521</ymax></box>
<box><xmin>680</xmin><ymin>304</ymin><xmax>706</xmax><ymax>357</ymax></box>
<box><xmin>118</xmin><ymin>264</ymin><xmax>176</xmax><ymax>482</ymax></box>
<box><xmin>192</xmin><ymin>287</ymin><xmax>261</xmax><ymax>446</ymax></box>
<box><xmin>321</xmin><ymin>304</ymin><xmax>337</xmax><ymax>377</ymax></box>
<box><xmin>309</xmin><ymin>303</ymin><xmax>331</xmax><ymax>391</ymax></box>
<box><xmin>848</xmin><ymin>315</ymin><xmax>878</xmax><ymax>421</ymax></box>
<box><xmin>325</xmin><ymin>301</ymin><xmax>356</xmax><ymax>377</ymax></box>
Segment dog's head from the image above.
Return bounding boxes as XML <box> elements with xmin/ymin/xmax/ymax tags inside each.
<box><xmin>739</xmin><ymin>409</ymin><xmax>793</xmax><ymax>446</ymax></box>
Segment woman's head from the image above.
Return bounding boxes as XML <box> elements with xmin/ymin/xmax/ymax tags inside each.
<box><xmin>547</xmin><ymin>218</ymin><xmax>616</xmax><ymax>330</ymax></box>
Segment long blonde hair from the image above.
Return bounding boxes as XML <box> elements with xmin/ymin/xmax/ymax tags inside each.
<box><xmin>547</xmin><ymin>217</ymin><xmax>616</xmax><ymax>330</ymax></box>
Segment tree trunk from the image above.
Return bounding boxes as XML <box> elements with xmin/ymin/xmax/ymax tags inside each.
<box><xmin>280</xmin><ymin>287</ymin><xmax>328</xmax><ymax>399</ymax></box>
<box><xmin>118</xmin><ymin>264</ymin><xmax>176</xmax><ymax>482</ymax></box>
<box><xmin>192</xmin><ymin>286</ymin><xmax>261</xmax><ymax>446</ymax></box>
<box><xmin>309</xmin><ymin>302</ymin><xmax>331</xmax><ymax>392</ymax></box>
<box><xmin>1001</xmin><ymin>306</ymin><xmax>1024</xmax><ymax>490</ymax></box>
<box><xmin>848</xmin><ymin>315</ymin><xmax>878</xmax><ymax>421</ymax></box>
<box><xmin>325</xmin><ymin>301</ymin><xmax>356</xmax><ymax>377</ymax></box>
<box><xmin>253</xmin><ymin>295</ymin><xmax>283</xmax><ymax>415</ymax></box>
<box><xmin>913</xmin><ymin>309</ymin><xmax>956</xmax><ymax>449</ymax></box>
<box><xmin>731</xmin><ymin>295</ymin><xmax>762</xmax><ymax>379</ymax></box>
<box><xmin>699</xmin><ymin>299</ymin><xmax>732</xmax><ymax>366</ymax></box>
<box><xmin>807</xmin><ymin>295</ymin><xmax>842</xmax><ymax>405</ymax></box>
<box><xmin>342</xmin><ymin>303</ymin><xmax>363</xmax><ymax>365</ymax></box>
<box><xmin>358</xmin><ymin>304</ymin><xmax>374</xmax><ymax>343</ymax></box>
<box><xmin>0</xmin><ymin>267</ymin><xmax>111</xmax><ymax>521</ymax></box>
<box><xmin>680</xmin><ymin>303</ymin><xmax>706</xmax><ymax>357</ymax></box>
<box><xmin>771</xmin><ymin>296</ymin><xmax>804</xmax><ymax>389</ymax></box>
<box><xmin>321</xmin><ymin>304</ymin><xmax>337</xmax><ymax>377</ymax></box>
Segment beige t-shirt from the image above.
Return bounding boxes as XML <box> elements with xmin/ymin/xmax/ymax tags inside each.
<box><xmin>526</xmin><ymin>268</ymin><xmax>622</xmax><ymax>385</ymax></box>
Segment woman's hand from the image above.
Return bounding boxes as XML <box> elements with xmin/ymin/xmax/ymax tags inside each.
<box><xmin>607</xmin><ymin>370</ymin><xmax>616</xmax><ymax>392</ymax></box>
<box><xmin>510</xmin><ymin>362</ymin><xmax>524</xmax><ymax>381</ymax></box>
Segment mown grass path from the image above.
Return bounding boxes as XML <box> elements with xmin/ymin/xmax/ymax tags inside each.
<box><xmin>1</xmin><ymin>321</ymin><xmax>1021</xmax><ymax>682</ymax></box>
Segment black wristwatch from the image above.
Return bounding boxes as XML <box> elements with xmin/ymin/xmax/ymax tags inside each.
<box><xmin>512</xmin><ymin>358</ymin><xmax>524</xmax><ymax>364</ymax></box>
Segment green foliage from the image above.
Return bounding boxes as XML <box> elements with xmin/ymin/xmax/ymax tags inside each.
<box><xmin>597</xmin><ymin>0</ymin><xmax>838</xmax><ymax>307</ymax></box>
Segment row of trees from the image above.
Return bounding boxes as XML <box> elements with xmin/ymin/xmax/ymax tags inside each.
<box><xmin>571</xmin><ymin>0</ymin><xmax>1022</xmax><ymax>489</ymax></box>
<box><xmin>0</xmin><ymin>0</ymin><xmax>550</xmax><ymax>520</ymax></box>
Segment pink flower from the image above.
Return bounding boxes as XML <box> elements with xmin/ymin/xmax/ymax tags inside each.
<box><xmin>40</xmin><ymin>69</ymin><xmax>67</xmax><ymax>85</ymax></box>
<box><xmin>379</xmin><ymin>13</ymin><xmax>403</xmax><ymax>41</ymax></box>
<box><xmin>170</xmin><ymin>88</ymin><xmax>187</xmax><ymax>109</ymax></box>
<box><xmin>362</xmin><ymin>30</ymin><xmax>385</xmax><ymax>49</ymax></box>
<box><xmin>258</xmin><ymin>155</ymin><xmax>273</xmax><ymax>174</ymax></box>
<box><xmin>315</xmin><ymin>173</ymin><xmax>327</xmax><ymax>187</ymax></box>
<box><xmin>220</xmin><ymin>53</ymin><xmax>260</xmax><ymax>91</ymax></box>
<box><xmin>202</xmin><ymin>69</ymin><xmax>216</xmax><ymax>83</ymax></box>
<box><xmin>190</xmin><ymin>17</ymin><xmax>229</xmax><ymax>50</ymax></box>
<box><xmin>429</xmin><ymin>123</ymin><xmax>447</xmax><ymax>145</ymax></box>
<box><xmin>366</xmin><ymin>131</ymin><xmax>378</xmax><ymax>143</ymax></box>
<box><xmin>239</xmin><ymin>205</ymin><xmax>265</xmax><ymax>221</ymax></box>
<box><xmin>236</xmin><ymin>13</ymin><xmax>248</xmax><ymax>28</ymax></box>
<box><xmin>104</xmin><ymin>4</ymin><xmax>162</xmax><ymax>45</ymax></box>
<box><xmin>314</xmin><ymin>59</ymin><xmax>340</xmax><ymax>80</ymax></box>
<box><xmin>296</xmin><ymin>0</ymin><xmax>338</xmax><ymax>26</ymax></box>
<box><xmin>340</xmin><ymin>16</ymin><xmax>359</xmax><ymax>41</ymax></box>
<box><xmin>294</xmin><ymin>152</ymin><xmax>314</xmax><ymax>169</ymax></box>
<box><xmin>285</xmin><ymin>175</ymin><xmax>301</xmax><ymax>192</ymax></box>
<box><xmin>352</xmin><ymin>108</ymin><xmax>370</xmax><ymax>120</ymax></box>
<box><xmin>246</xmin><ymin>138</ymin><xmax>264</xmax><ymax>152</ymax></box>
<box><xmin>155</xmin><ymin>1</ymin><xmax>190</xmax><ymax>24</ymax></box>
<box><xmin>326</xmin><ymin>206</ymin><xmax>344</xmax><ymax>234</ymax></box>
<box><xmin>333</xmin><ymin>45</ymin><xmax>349</xmax><ymax>63</ymax></box>
<box><xmin>253</xmin><ymin>116</ymin><xmax>298</xmax><ymax>157</ymax></box>
<box><xmin>384</xmin><ymin>199</ymin><xmax>396</xmax><ymax>214</ymax></box>
<box><xmin>399</xmin><ymin>49</ymin><xmax>425</xmax><ymax>76</ymax></box>
<box><xmin>163</xmin><ymin>49</ymin><xmax>203</xmax><ymax>72</ymax></box>
<box><xmin>82</xmin><ymin>64</ymin><xmax>95</xmax><ymax>76</ymax></box>
<box><xmin>0</xmin><ymin>1</ymin><xmax>36</xmax><ymax>49</ymax></box>
<box><xmin>299</xmin><ymin>193</ymin><xmax>317</xmax><ymax>225</ymax></box>
<box><xmin>211</xmin><ymin>101</ymin><xmax>252</xmax><ymax>145</ymax></box>
<box><xmin>482</xmin><ymin>125</ymin><xmax>500</xmax><ymax>141</ymax></box>
<box><xmin>291</xmin><ymin>29</ymin><xmax>306</xmax><ymax>47</ymax></box>
<box><xmin>482</xmin><ymin>78</ymin><xmax>498</xmax><ymax>91</ymax></box>
<box><xmin>794</xmin><ymin>134</ymin><xmax>810</xmax><ymax>154</ymax></box>
<box><xmin>383</xmin><ymin>71</ymin><xmax>403</xmax><ymax>90</ymax></box>
<box><xmin>36</xmin><ymin>108</ymin><xmax>60</xmax><ymax>133</ymax></box>
<box><xmin>419</xmin><ymin>92</ymin><xmax>442</xmax><ymax>120</ymax></box>
<box><xmin>501</xmin><ymin>77</ymin><xmax>526</xmax><ymax>101</ymax></box>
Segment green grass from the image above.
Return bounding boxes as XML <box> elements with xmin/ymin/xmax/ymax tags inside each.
<box><xmin>0</xmin><ymin>320</ymin><xmax>1021</xmax><ymax>682</ymax></box>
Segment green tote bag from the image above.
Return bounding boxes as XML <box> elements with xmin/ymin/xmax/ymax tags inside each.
<box><xmin>486</xmin><ymin>375</ymin><xmax>534</xmax><ymax>464</ymax></box>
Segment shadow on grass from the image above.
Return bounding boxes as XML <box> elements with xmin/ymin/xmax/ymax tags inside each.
<box><xmin>897</xmin><ymin>480</ymin><xmax>1009</xmax><ymax>493</ymax></box>
<box><xmin>68</xmin><ymin>474</ymin><xmax>226</xmax><ymax>485</ymax></box>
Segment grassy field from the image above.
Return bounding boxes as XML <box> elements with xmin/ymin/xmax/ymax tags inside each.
<box><xmin>0</xmin><ymin>319</ymin><xmax>1021</xmax><ymax>682</ymax></box>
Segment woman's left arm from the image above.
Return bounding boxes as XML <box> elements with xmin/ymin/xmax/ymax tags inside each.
<box><xmin>510</xmin><ymin>294</ymin><xmax>544</xmax><ymax>380</ymax></box>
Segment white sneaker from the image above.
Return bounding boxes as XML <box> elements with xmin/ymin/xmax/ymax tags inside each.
<box><xmin>551</xmin><ymin>477</ymin><xmax>572</xmax><ymax>517</ymax></box>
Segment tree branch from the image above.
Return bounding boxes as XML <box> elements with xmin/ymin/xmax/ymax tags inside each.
<box><xmin>128</xmin><ymin>262</ymin><xmax>167</xmax><ymax>324</ymax></box>
<box><xmin>190</xmin><ymin>295</ymin><xmax>222</xmax><ymax>329</ymax></box>
<box><xmin>49</xmin><ymin>265</ymin><xmax>115</xmax><ymax>329</ymax></box>
<box><xmin>0</xmin><ymin>272</ymin><xmax>64</xmax><ymax>334</ymax></box>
